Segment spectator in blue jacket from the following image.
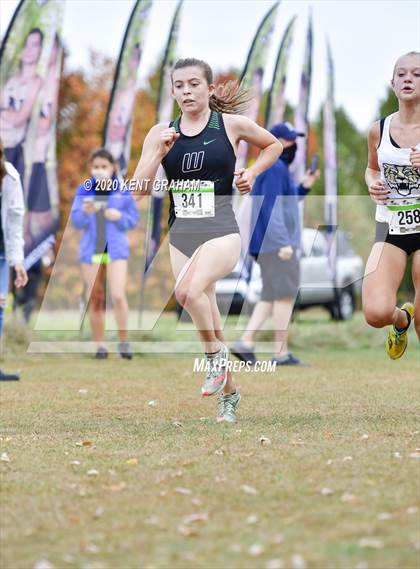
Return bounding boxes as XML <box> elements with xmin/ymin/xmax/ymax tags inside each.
<box><xmin>71</xmin><ymin>148</ymin><xmax>139</xmax><ymax>360</ymax></box>
<box><xmin>232</xmin><ymin>123</ymin><xmax>319</xmax><ymax>366</ymax></box>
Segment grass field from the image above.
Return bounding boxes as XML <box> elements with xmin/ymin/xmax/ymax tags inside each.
<box><xmin>1</xmin><ymin>312</ymin><xmax>419</xmax><ymax>569</ymax></box>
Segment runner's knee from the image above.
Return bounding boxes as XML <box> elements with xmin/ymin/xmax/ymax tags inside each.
<box><xmin>363</xmin><ymin>303</ymin><xmax>394</xmax><ymax>328</ymax></box>
<box><xmin>111</xmin><ymin>293</ymin><xmax>125</xmax><ymax>307</ymax></box>
<box><xmin>175</xmin><ymin>284</ymin><xmax>203</xmax><ymax>307</ymax></box>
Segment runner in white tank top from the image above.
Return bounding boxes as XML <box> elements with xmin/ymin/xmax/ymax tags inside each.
<box><xmin>362</xmin><ymin>52</ymin><xmax>420</xmax><ymax>359</ymax></box>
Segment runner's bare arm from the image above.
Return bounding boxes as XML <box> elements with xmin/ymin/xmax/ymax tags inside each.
<box><xmin>131</xmin><ymin>124</ymin><xmax>180</xmax><ymax>199</ymax></box>
<box><xmin>365</xmin><ymin>121</ymin><xmax>389</xmax><ymax>204</ymax></box>
<box><xmin>227</xmin><ymin>114</ymin><xmax>283</xmax><ymax>175</ymax></box>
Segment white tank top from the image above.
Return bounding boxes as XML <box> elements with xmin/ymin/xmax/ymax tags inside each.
<box><xmin>376</xmin><ymin>113</ymin><xmax>420</xmax><ymax>233</ymax></box>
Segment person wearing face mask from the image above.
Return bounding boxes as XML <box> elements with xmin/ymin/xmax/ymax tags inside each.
<box><xmin>231</xmin><ymin>122</ymin><xmax>320</xmax><ymax>367</ymax></box>
<box><xmin>71</xmin><ymin>148</ymin><xmax>139</xmax><ymax>359</ymax></box>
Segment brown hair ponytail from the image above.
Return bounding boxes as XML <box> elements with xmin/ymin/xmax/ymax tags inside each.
<box><xmin>0</xmin><ymin>139</ymin><xmax>7</xmax><ymax>181</ymax></box>
<box><xmin>172</xmin><ymin>58</ymin><xmax>252</xmax><ymax>115</ymax></box>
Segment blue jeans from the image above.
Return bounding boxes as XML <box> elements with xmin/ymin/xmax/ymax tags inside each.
<box><xmin>0</xmin><ymin>257</ymin><xmax>10</xmax><ymax>337</ymax></box>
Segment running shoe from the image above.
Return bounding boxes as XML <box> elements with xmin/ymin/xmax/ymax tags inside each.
<box><xmin>118</xmin><ymin>342</ymin><xmax>133</xmax><ymax>360</ymax></box>
<box><xmin>0</xmin><ymin>369</ymin><xmax>20</xmax><ymax>381</ymax></box>
<box><xmin>201</xmin><ymin>343</ymin><xmax>228</xmax><ymax>397</ymax></box>
<box><xmin>216</xmin><ymin>390</ymin><xmax>241</xmax><ymax>423</ymax></box>
<box><xmin>231</xmin><ymin>339</ymin><xmax>257</xmax><ymax>365</ymax></box>
<box><xmin>95</xmin><ymin>347</ymin><xmax>108</xmax><ymax>359</ymax></box>
<box><xmin>272</xmin><ymin>353</ymin><xmax>309</xmax><ymax>367</ymax></box>
<box><xmin>386</xmin><ymin>302</ymin><xmax>415</xmax><ymax>360</ymax></box>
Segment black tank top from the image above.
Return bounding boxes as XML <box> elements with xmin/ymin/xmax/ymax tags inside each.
<box><xmin>161</xmin><ymin>110</ymin><xmax>239</xmax><ymax>234</ymax></box>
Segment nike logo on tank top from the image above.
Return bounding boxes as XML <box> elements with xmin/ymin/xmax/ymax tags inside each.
<box><xmin>376</xmin><ymin>113</ymin><xmax>420</xmax><ymax>235</ymax></box>
<box><xmin>161</xmin><ymin>111</ymin><xmax>239</xmax><ymax>234</ymax></box>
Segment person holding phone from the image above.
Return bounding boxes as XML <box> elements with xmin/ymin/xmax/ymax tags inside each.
<box><xmin>71</xmin><ymin>148</ymin><xmax>139</xmax><ymax>359</ymax></box>
<box><xmin>231</xmin><ymin>123</ymin><xmax>320</xmax><ymax>366</ymax></box>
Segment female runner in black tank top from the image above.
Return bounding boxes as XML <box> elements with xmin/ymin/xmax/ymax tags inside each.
<box><xmin>363</xmin><ymin>51</ymin><xmax>420</xmax><ymax>359</ymax></box>
<box><xmin>133</xmin><ymin>58</ymin><xmax>282</xmax><ymax>422</ymax></box>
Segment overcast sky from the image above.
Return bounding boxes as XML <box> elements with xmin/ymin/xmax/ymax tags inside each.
<box><xmin>1</xmin><ymin>0</ymin><xmax>419</xmax><ymax>131</ymax></box>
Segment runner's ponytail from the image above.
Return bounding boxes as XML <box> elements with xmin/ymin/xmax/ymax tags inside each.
<box><xmin>172</xmin><ymin>58</ymin><xmax>252</xmax><ymax>115</ymax></box>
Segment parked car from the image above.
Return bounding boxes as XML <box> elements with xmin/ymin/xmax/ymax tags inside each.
<box><xmin>213</xmin><ymin>228</ymin><xmax>364</xmax><ymax>320</ymax></box>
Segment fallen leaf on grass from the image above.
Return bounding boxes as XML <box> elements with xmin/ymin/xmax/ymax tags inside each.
<box><xmin>144</xmin><ymin>515</ymin><xmax>160</xmax><ymax>525</ymax></box>
<box><xmin>93</xmin><ymin>506</ymin><xmax>104</xmax><ymax>519</ymax></box>
<box><xmin>0</xmin><ymin>452</ymin><xmax>10</xmax><ymax>462</ymax></box>
<box><xmin>33</xmin><ymin>560</ymin><xmax>54</xmax><ymax>569</ymax></box>
<box><xmin>272</xmin><ymin>533</ymin><xmax>285</xmax><ymax>545</ymax></box>
<box><xmin>170</xmin><ymin>469</ymin><xmax>184</xmax><ymax>478</ymax></box>
<box><xmin>248</xmin><ymin>543</ymin><xmax>264</xmax><ymax>557</ymax></box>
<box><xmin>105</xmin><ymin>482</ymin><xmax>126</xmax><ymax>493</ymax></box>
<box><xmin>230</xmin><ymin>544</ymin><xmax>242</xmax><ymax>553</ymax></box>
<box><xmin>126</xmin><ymin>458</ymin><xmax>138</xmax><ymax>466</ymax></box>
<box><xmin>241</xmin><ymin>484</ymin><xmax>259</xmax><ymax>495</ymax></box>
<box><xmin>266</xmin><ymin>559</ymin><xmax>284</xmax><ymax>569</ymax></box>
<box><xmin>215</xmin><ymin>475</ymin><xmax>227</xmax><ymax>483</ymax></box>
<box><xmin>359</xmin><ymin>538</ymin><xmax>384</xmax><ymax>549</ymax></box>
<box><xmin>180</xmin><ymin>552</ymin><xmax>196</xmax><ymax>562</ymax></box>
<box><xmin>410</xmin><ymin>541</ymin><xmax>420</xmax><ymax>551</ymax></box>
<box><xmin>191</xmin><ymin>498</ymin><xmax>202</xmax><ymax>506</ymax></box>
<box><xmin>177</xmin><ymin>524</ymin><xmax>199</xmax><ymax>537</ymax></box>
<box><xmin>291</xmin><ymin>554</ymin><xmax>306</xmax><ymax>569</ymax></box>
<box><xmin>378</xmin><ymin>512</ymin><xmax>393</xmax><ymax>521</ymax></box>
<box><xmin>174</xmin><ymin>487</ymin><xmax>192</xmax><ymax>495</ymax></box>
<box><xmin>341</xmin><ymin>492</ymin><xmax>357</xmax><ymax>503</ymax></box>
<box><xmin>76</xmin><ymin>441</ymin><xmax>93</xmax><ymax>447</ymax></box>
<box><xmin>182</xmin><ymin>512</ymin><xmax>209</xmax><ymax>524</ymax></box>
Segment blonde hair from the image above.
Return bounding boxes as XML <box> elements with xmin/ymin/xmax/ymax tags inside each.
<box><xmin>392</xmin><ymin>51</ymin><xmax>420</xmax><ymax>78</ymax></box>
<box><xmin>172</xmin><ymin>58</ymin><xmax>252</xmax><ymax>115</ymax></box>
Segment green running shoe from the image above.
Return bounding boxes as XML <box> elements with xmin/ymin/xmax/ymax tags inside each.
<box><xmin>201</xmin><ymin>343</ymin><xmax>228</xmax><ymax>397</ymax></box>
<box><xmin>216</xmin><ymin>390</ymin><xmax>241</xmax><ymax>423</ymax></box>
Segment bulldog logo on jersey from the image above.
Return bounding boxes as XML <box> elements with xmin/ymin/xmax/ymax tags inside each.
<box><xmin>383</xmin><ymin>163</ymin><xmax>420</xmax><ymax>199</ymax></box>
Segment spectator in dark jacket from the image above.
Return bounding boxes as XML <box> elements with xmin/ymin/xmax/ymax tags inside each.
<box><xmin>232</xmin><ymin>123</ymin><xmax>319</xmax><ymax>366</ymax></box>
